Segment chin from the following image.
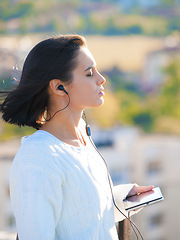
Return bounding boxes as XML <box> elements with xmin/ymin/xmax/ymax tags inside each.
<box><xmin>99</xmin><ymin>98</ymin><xmax>104</xmax><ymax>106</ymax></box>
<box><xmin>91</xmin><ymin>98</ymin><xmax>104</xmax><ymax>108</ymax></box>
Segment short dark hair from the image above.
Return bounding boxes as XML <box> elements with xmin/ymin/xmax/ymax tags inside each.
<box><xmin>0</xmin><ymin>35</ymin><xmax>86</xmax><ymax>129</ymax></box>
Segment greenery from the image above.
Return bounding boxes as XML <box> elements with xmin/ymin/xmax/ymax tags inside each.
<box><xmin>89</xmin><ymin>53</ymin><xmax>180</xmax><ymax>134</ymax></box>
<box><xmin>0</xmin><ymin>0</ymin><xmax>180</xmax><ymax>36</ymax></box>
<box><xmin>0</xmin><ymin>121</ymin><xmax>35</xmax><ymax>141</ymax></box>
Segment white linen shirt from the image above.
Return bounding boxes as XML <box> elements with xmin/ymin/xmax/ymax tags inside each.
<box><xmin>9</xmin><ymin>124</ymin><xmax>135</xmax><ymax>240</ymax></box>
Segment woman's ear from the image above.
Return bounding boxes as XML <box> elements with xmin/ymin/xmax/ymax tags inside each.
<box><xmin>49</xmin><ymin>79</ymin><xmax>66</xmax><ymax>96</ymax></box>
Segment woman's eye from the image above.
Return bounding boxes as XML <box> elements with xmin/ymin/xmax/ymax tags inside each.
<box><xmin>86</xmin><ymin>70</ymin><xmax>93</xmax><ymax>77</ymax></box>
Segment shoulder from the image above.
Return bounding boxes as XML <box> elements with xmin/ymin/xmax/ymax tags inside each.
<box><xmin>20</xmin><ymin>130</ymin><xmax>53</xmax><ymax>156</ymax></box>
<box><xmin>14</xmin><ymin>130</ymin><xmax>61</xmax><ymax>169</ymax></box>
<box><xmin>10</xmin><ymin>130</ymin><xmax>66</xmax><ymax>184</ymax></box>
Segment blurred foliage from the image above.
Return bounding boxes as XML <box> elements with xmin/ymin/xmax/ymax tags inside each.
<box><xmin>90</xmin><ymin>53</ymin><xmax>180</xmax><ymax>134</ymax></box>
<box><xmin>160</xmin><ymin>0</ymin><xmax>177</xmax><ymax>5</ymax></box>
<box><xmin>0</xmin><ymin>0</ymin><xmax>34</xmax><ymax>21</ymax></box>
<box><xmin>89</xmin><ymin>91</ymin><xmax>119</xmax><ymax>128</ymax></box>
<box><xmin>0</xmin><ymin>0</ymin><xmax>180</xmax><ymax>36</ymax></box>
<box><xmin>158</xmin><ymin>55</ymin><xmax>180</xmax><ymax>119</ymax></box>
<box><xmin>0</xmin><ymin>122</ymin><xmax>35</xmax><ymax>141</ymax></box>
<box><xmin>114</xmin><ymin>90</ymin><xmax>155</xmax><ymax>132</ymax></box>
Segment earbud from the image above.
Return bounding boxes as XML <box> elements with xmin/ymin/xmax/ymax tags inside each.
<box><xmin>58</xmin><ymin>85</ymin><xmax>68</xmax><ymax>95</ymax></box>
<box><xmin>86</xmin><ymin>124</ymin><xmax>91</xmax><ymax>136</ymax></box>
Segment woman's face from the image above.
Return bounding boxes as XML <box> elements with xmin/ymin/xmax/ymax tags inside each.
<box><xmin>67</xmin><ymin>46</ymin><xmax>106</xmax><ymax>110</ymax></box>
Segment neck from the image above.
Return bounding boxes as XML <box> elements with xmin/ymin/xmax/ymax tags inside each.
<box><xmin>40</xmin><ymin>108</ymin><xmax>85</xmax><ymax>146</ymax></box>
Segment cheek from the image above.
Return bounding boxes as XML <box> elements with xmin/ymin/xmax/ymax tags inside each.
<box><xmin>69</xmin><ymin>76</ymin><xmax>100</xmax><ymax>106</ymax></box>
<box><xmin>71</xmin><ymin>85</ymin><xmax>95</xmax><ymax>106</ymax></box>
<box><xmin>73</xmin><ymin>78</ymin><xmax>95</xmax><ymax>96</ymax></box>
<box><xmin>77</xmin><ymin>87</ymin><xmax>94</xmax><ymax>102</ymax></box>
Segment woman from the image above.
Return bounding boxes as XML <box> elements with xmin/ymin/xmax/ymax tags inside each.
<box><xmin>0</xmin><ymin>35</ymin><xmax>153</xmax><ymax>240</ymax></box>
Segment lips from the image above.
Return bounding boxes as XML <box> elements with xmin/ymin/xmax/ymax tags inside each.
<box><xmin>99</xmin><ymin>88</ymin><xmax>105</xmax><ymax>96</ymax></box>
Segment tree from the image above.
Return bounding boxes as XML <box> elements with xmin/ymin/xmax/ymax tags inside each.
<box><xmin>159</xmin><ymin>0</ymin><xmax>178</xmax><ymax>6</ymax></box>
<box><xmin>153</xmin><ymin>54</ymin><xmax>180</xmax><ymax>134</ymax></box>
<box><xmin>159</xmin><ymin>55</ymin><xmax>180</xmax><ymax>117</ymax></box>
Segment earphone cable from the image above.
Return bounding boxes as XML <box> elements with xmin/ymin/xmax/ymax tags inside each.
<box><xmin>39</xmin><ymin>93</ymin><xmax>70</xmax><ymax>123</ymax></box>
<box><xmin>83</xmin><ymin>112</ymin><xmax>144</xmax><ymax>240</ymax></box>
<box><xmin>46</xmin><ymin>93</ymin><xmax>70</xmax><ymax>121</ymax></box>
<box><xmin>88</xmin><ymin>135</ymin><xmax>144</xmax><ymax>240</ymax></box>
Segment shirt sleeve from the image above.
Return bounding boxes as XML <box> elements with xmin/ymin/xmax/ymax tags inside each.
<box><xmin>113</xmin><ymin>184</ymin><xmax>140</xmax><ymax>222</ymax></box>
<box><xmin>10</xmin><ymin>161</ymin><xmax>63</xmax><ymax>240</ymax></box>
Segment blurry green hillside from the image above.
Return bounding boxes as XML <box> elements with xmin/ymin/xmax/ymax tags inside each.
<box><xmin>0</xmin><ymin>0</ymin><xmax>180</xmax><ymax>36</ymax></box>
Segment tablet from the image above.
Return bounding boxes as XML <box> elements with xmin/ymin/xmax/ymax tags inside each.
<box><xmin>123</xmin><ymin>187</ymin><xmax>164</xmax><ymax>212</ymax></box>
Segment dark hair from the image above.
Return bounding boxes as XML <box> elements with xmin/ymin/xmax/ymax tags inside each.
<box><xmin>0</xmin><ymin>35</ymin><xmax>86</xmax><ymax>129</ymax></box>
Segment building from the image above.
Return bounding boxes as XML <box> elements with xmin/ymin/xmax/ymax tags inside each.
<box><xmin>141</xmin><ymin>38</ymin><xmax>180</xmax><ymax>92</ymax></box>
<box><xmin>97</xmin><ymin>129</ymin><xmax>180</xmax><ymax>240</ymax></box>
<box><xmin>129</xmin><ymin>134</ymin><xmax>180</xmax><ymax>240</ymax></box>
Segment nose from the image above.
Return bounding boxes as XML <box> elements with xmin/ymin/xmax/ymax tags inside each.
<box><xmin>97</xmin><ymin>71</ymin><xmax>106</xmax><ymax>85</ymax></box>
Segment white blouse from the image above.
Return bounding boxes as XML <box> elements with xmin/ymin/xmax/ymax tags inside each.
<box><xmin>9</xmin><ymin>121</ymin><xmax>135</xmax><ymax>240</ymax></box>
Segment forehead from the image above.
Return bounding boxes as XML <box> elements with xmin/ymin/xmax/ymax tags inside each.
<box><xmin>76</xmin><ymin>47</ymin><xmax>96</xmax><ymax>70</ymax></box>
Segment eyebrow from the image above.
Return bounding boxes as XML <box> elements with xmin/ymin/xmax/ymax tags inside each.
<box><xmin>84</xmin><ymin>63</ymin><xmax>96</xmax><ymax>72</ymax></box>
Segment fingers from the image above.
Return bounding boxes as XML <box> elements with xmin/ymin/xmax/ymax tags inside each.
<box><xmin>134</xmin><ymin>185</ymin><xmax>154</xmax><ymax>194</ymax></box>
<box><xmin>128</xmin><ymin>184</ymin><xmax>154</xmax><ymax>198</ymax></box>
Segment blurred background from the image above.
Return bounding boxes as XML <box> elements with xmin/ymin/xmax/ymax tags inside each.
<box><xmin>0</xmin><ymin>0</ymin><xmax>180</xmax><ymax>239</ymax></box>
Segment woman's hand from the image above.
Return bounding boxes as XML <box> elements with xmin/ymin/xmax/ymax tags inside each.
<box><xmin>127</xmin><ymin>184</ymin><xmax>154</xmax><ymax>197</ymax></box>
